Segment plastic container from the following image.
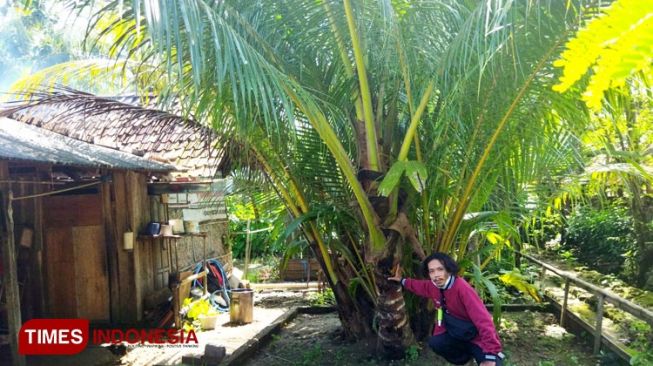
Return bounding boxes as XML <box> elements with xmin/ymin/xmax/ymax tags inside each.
<box><xmin>160</xmin><ymin>224</ymin><xmax>173</xmax><ymax>236</ymax></box>
<box><xmin>146</xmin><ymin>222</ymin><xmax>161</xmax><ymax>236</ymax></box>
<box><xmin>199</xmin><ymin>314</ymin><xmax>218</xmax><ymax>330</ymax></box>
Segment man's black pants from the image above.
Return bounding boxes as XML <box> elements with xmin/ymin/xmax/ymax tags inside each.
<box><xmin>428</xmin><ymin>332</ymin><xmax>503</xmax><ymax>365</ymax></box>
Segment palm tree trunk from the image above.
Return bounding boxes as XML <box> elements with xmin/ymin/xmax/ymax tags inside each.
<box><xmin>371</xmin><ymin>207</ymin><xmax>418</xmax><ymax>358</ymax></box>
<box><xmin>374</xmin><ymin>249</ymin><xmax>415</xmax><ymax>359</ymax></box>
<box><xmin>310</xmin><ymin>241</ymin><xmax>376</xmax><ymax>338</ymax></box>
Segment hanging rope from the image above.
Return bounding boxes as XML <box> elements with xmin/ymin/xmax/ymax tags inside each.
<box><xmin>10</xmin><ymin>180</ymin><xmax>103</xmax><ymax>201</ymax></box>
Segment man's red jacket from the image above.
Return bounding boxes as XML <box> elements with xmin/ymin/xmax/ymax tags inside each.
<box><xmin>403</xmin><ymin>276</ymin><xmax>503</xmax><ymax>355</ymax></box>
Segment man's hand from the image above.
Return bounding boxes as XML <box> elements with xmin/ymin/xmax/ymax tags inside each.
<box><xmin>479</xmin><ymin>361</ymin><xmax>496</xmax><ymax>366</ymax></box>
<box><xmin>387</xmin><ymin>263</ymin><xmax>402</xmax><ymax>282</ymax></box>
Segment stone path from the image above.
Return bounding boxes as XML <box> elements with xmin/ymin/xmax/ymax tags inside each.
<box><xmin>119</xmin><ymin>307</ymin><xmax>289</xmax><ymax>365</ymax></box>
<box><xmin>18</xmin><ymin>289</ymin><xmax>313</xmax><ymax>366</ymax></box>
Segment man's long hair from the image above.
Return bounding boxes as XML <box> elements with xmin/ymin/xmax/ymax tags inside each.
<box><xmin>422</xmin><ymin>252</ymin><xmax>459</xmax><ymax>277</ymax></box>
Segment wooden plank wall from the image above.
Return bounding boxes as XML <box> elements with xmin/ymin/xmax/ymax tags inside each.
<box><xmin>129</xmin><ymin>171</ymin><xmax>151</xmax><ymax>321</ymax></box>
<box><xmin>101</xmin><ymin>174</ymin><xmax>120</xmax><ymax>323</ymax></box>
<box><xmin>0</xmin><ymin>161</ymin><xmax>25</xmax><ymax>366</ymax></box>
<box><xmin>110</xmin><ymin>171</ymin><xmax>138</xmax><ymax>323</ymax></box>
<box><xmin>0</xmin><ymin>167</ymin><xmax>154</xmax><ymax>325</ymax></box>
<box><xmin>42</xmin><ymin>194</ymin><xmax>109</xmax><ymax>321</ymax></box>
<box><xmin>105</xmin><ymin>170</ymin><xmax>153</xmax><ymax>324</ymax></box>
<box><xmin>106</xmin><ymin>171</ymin><xmax>169</xmax><ymax>323</ymax></box>
<box><xmin>6</xmin><ymin>166</ymin><xmax>47</xmax><ymax>320</ymax></box>
<box><xmin>42</xmin><ymin>227</ymin><xmax>76</xmax><ymax>317</ymax></box>
<box><xmin>72</xmin><ymin>225</ymin><xmax>108</xmax><ymax>321</ymax></box>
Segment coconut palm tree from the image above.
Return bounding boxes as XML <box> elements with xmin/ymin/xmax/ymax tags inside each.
<box><xmin>11</xmin><ymin>0</ymin><xmax>599</xmax><ymax>357</ymax></box>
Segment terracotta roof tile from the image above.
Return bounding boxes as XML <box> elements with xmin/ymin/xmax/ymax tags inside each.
<box><xmin>4</xmin><ymin>95</ymin><xmax>227</xmax><ymax>179</ymax></box>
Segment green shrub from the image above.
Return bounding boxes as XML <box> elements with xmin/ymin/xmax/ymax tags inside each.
<box><xmin>563</xmin><ymin>203</ymin><xmax>635</xmax><ymax>276</ymax></box>
<box><xmin>308</xmin><ymin>288</ymin><xmax>336</xmax><ymax>306</ymax></box>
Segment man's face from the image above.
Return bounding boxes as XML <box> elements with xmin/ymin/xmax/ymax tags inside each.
<box><xmin>427</xmin><ymin>259</ymin><xmax>450</xmax><ymax>287</ymax></box>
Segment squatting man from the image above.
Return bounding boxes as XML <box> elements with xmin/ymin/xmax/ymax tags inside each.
<box><xmin>388</xmin><ymin>252</ymin><xmax>505</xmax><ymax>366</ymax></box>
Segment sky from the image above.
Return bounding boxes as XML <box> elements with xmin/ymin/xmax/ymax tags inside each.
<box><xmin>0</xmin><ymin>0</ymin><xmax>89</xmax><ymax>95</ymax></box>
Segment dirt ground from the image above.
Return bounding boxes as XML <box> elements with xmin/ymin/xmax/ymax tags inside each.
<box><xmin>245</xmin><ymin>310</ymin><xmax>603</xmax><ymax>366</ymax></box>
<box><xmin>2</xmin><ymin>289</ymin><xmax>613</xmax><ymax>366</ymax></box>
<box><xmin>1</xmin><ymin>290</ymin><xmax>313</xmax><ymax>366</ymax></box>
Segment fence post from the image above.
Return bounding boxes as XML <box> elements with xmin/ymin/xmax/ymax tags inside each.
<box><xmin>594</xmin><ymin>294</ymin><xmax>605</xmax><ymax>355</ymax></box>
<box><xmin>561</xmin><ymin>279</ymin><xmax>570</xmax><ymax>327</ymax></box>
<box><xmin>539</xmin><ymin>267</ymin><xmax>547</xmax><ymax>290</ymax></box>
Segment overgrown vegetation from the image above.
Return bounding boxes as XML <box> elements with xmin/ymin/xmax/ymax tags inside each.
<box><xmin>226</xmin><ymin>193</ymin><xmax>287</xmax><ymax>259</ymax></box>
<box><xmin>563</xmin><ymin>201</ymin><xmax>636</xmax><ymax>278</ymax></box>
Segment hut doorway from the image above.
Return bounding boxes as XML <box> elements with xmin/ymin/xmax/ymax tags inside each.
<box><xmin>42</xmin><ymin>192</ymin><xmax>110</xmax><ymax>322</ymax></box>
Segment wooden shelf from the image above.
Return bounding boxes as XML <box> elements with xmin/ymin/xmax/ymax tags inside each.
<box><xmin>138</xmin><ymin>232</ymin><xmax>207</xmax><ymax>240</ymax></box>
<box><xmin>182</xmin><ymin>232</ymin><xmax>208</xmax><ymax>237</ymax></box>
<box><xmin>139</xmin><ymin>234</ymin><xmax>182</xmax><ymax>240</ymax></box>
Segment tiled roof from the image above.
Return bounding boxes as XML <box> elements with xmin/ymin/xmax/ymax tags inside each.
<box><xmin>0</xmin><ymin>117</ymin><xmax>174</xmax><ymax>172</ymax></box>
<box><xmin>4</xmin><ymin>93</ymin><xmax>227</xmax><ymax>179</ymax></box>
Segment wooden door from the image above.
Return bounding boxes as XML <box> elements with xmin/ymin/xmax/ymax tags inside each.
<box><xmin>43</xmin><ymin>193</ymin><xmax>110</xmax><ymax>322</ymax></box>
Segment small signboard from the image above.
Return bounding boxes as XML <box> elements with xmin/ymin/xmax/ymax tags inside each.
<box><xmin>149</xmin><ymin>179</ymin><xmax>228</xmax><ymax>222</ymax></box>
<box><xmin>182</xmin><ymin>205</ymin><xmax>227</xmax><ymax>221</ymax></box>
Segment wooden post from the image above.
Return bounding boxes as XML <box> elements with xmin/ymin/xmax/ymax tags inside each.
<box><xmin>166</xmin><ymin>238</ymin><xmax>173</xmax><ymax>272</ymax></box>
<box><xmin>539</xmin><ymin>267</ymin><xmax>546</xmax><ymax>290</ymax></box>
<box><xmin>32</xmin><ymin>171</ymin><xmax>46</xmax><ymax>316</ymax></box>
<box><xmin>173</xmin><ymin>283</ymin><xmax>181</xmax><ymax>329</ymax></box>
<box><xmin>243</xmin><ymin>219</ymin><xmax>251</xmax><ymax>279</ymax></box>
<box><xmin>594</xmin><ymin>294</ymin><xmax>605</xmax><ymax>355</ymax></box>
<box><xmin>174</xmin><ymin>240</ymin><xmax>179</xmax><ymax>271</ymax></box>
<box><xmin>202</xmin><ymin>234</ymin><xmax>207</xmax><ymax>272</ymax></box>
<box><xmin>560</xmin><ymin>279</ymin><xmax>570</xmax><ymax>327</ymax></box>
<box><xmin>101</xmin><ymin>177</ymin><xmax>120</xmax><ymax>323</ymax></box>
<box><xmin>1</xmin><ymin>190</ymin><xmax>26</xmax><ymax>366</ymax></box>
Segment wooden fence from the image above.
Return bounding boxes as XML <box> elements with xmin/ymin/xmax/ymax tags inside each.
<box><xmin>518</xmin><ymin>252</ymin><xmax>653</xmax><ymax>357</ymax></box>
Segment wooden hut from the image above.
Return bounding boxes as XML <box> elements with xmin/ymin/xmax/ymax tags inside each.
<box><xmin>0</xmin><ymin>90</ymin><xmax>234</xmax><ymax>364</ymax></box>
<box><xmin>0</xmin><ymin>117</ymin><xmax>173</xmax><ymax>364</ymax></box>
<box><xmin>3</xmin><ymin>91</ymin><xmax>234</xmax><ymax>322</ymax></box>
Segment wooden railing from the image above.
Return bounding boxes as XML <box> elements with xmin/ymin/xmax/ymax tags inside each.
<box><xmin>518</xmin><ymin>252</ymin><xmax>653</xmax><ymax>356</ymax></box>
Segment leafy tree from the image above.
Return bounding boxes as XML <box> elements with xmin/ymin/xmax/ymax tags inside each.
<box><xmin>226</xmin><ymin>169</ymin><xmax>288</xmax><ymax>259</ymax></box>
<box><xmin>0</xmin><ymin>1</ymin><xmax>73</xmax><ymax>92</ymax></box>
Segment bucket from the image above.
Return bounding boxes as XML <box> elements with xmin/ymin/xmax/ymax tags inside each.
<box><xmin>229</xmin><ymin>288</ymin><xmax>254</xmax><ymax>324</ymax></box>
